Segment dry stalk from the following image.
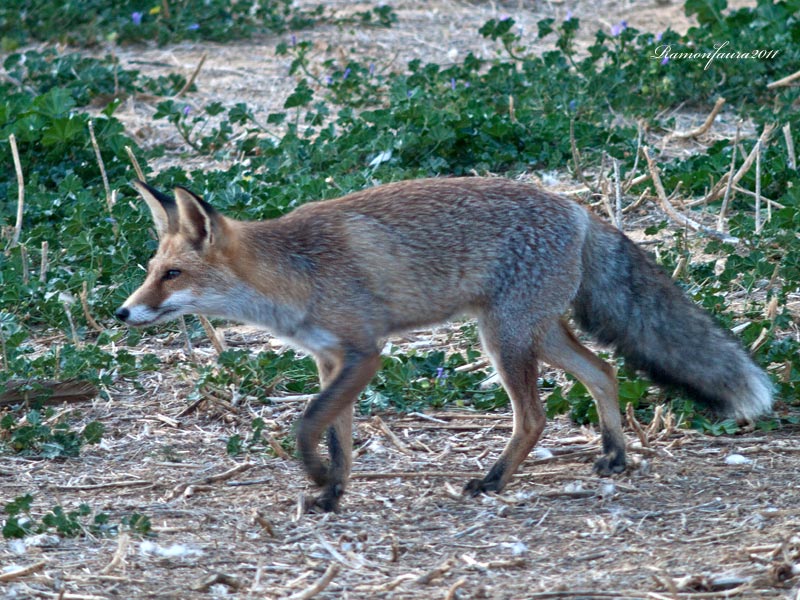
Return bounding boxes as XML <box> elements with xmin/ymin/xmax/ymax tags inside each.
<box><xmin>263</xmin><ymin>430</ymin><xmax>291</xmax><ymax>460</ymax></box>
<box><xmin>671</xmin><ymin>256</ymin><xmax>687</xmax><ymax>280</ymax></box>
<box><xmin>416</xmin><ymin>557</ymin><xmax>454</xmax><ymax>585</ymax></box>
<box><xmin>612</xmin><ymin>158</ymin><xmax>622</xmax><ymax>229</ymax></box>
<box><xmin>732</xmin><ymin>185</ymin><xmax>782</xmax><ymax>209</ymax></box>
<box><xmin>625</xmin><ymin>402</ymin><xmax>650</xmax><ymax>448</ymax></box>
<box><xmin>54</xmin><ymin>479</ymin><xmax>152</xmax><ymax>491</ymax></box>
<box><xmin>445</xmin><ymin>577</ymin><xmax>467</xmax><ymax>600</ymax></box>
<box><xmin>697</xmin><ymin>123</ymin><xmax>775</xmax><ymax>206</ymax></box>
<box><xmin>755</xmin><ymin>137</ymin><xmax>763</xmax><ymax>232</ymax></box>
<box><xmin>622</xmin><ymin>186</ymin><xmax>651</xmax><ymax>214</ymax></box>
<box><xmin>80</xmin><ymin>281</ymin><xmax>104</xmax><ymax>333</ymax></box>
<box><xmin>8</xmin><ymin>133</ymin><xmax>24</xmax><ymax>249</ymax></box>
<box><xmin>126</xmin><ymin>145</ymin><xmax>146</xmax><ymax>181</ymax></box>
<box><xmin>287</xmin><ymin>563</ymin><xmax>340</xmax><ymax>600</ymax></box>
<box><xmin>88</xmin><ymin>120</ymin><xmax>113</xmax><ymax>213</ymax></box>
<box><xmin>570</xmin><ymin>119</ymin><xmax>594</xmax><ymax>194</ymax></box>
<box><xmin>669</xmin><ymin>97</ymin><xmax>726</xmax><ymax>141</ymax></box>
<box><xmin>716</xmin><ymin>125</ymin><xmax>740</xmax><ymax>231</ymax></box>
<box><xmin>101</xmin><ymin>532</ymin><xmax>130</xmax><ymax>574</ymax></box>
<box><xmin>0</xmin><ymin>326</ymin><xmax>7</xmax><ymax>372</ymax></box>
<box><xmin>623</xmin><ymin>121</ymin><xmax>645</xmax><ymax>191</ymax></box>
<box><xmin>175</xmin><ymin>53</ymin><xmax>208</xmax><ymax>99</ymax></box>
<box><xmin>783</xmin><ymin>123</ymin><xmax>796</xmax><ymax>170</ymax></box>
<box><xmin>0</xmin><ymin>560</ymin><xmax>47</xmax><ymax>582</ymax></box>
<box><xmin>179</xmin><ymin>316</ymin><xmax>193</xmax><ymax>356</ymax></box>
<box><xmin>642</xmin><ymin>147</ymin><xmax>738</xmax><ymax>243</ymax></box>
<box><xmin>198</xmin><ymin>315</ymin><xmax>226</xmax><ymax>354</ymax></box>
<box><xmin>766</xmin><ymin>67</ymin><xmax>800</xmax><ymax>89</ymax></box>
<box><xmin>624</xmin><ymin>172</ymin><xmax>650</xmax><ymax>191</ymax></box>
<box><xmin>63</xmin><ymin>299</ymin><xmax>80</xmax><ymax>346</ymax></box>
<box><xmin>40</xmin><ymin>240</ymin><xmax>49</xmax><ymax>282</ymax></box>
<box><xmin>19</xmin><ymin>244</ymin><xmax>29</xmax><ymax>284</ymax></box>
<box><xmin>372</xmin><ymin>415</ymin><xmax>412</xmax><ymax>455</ymax></box>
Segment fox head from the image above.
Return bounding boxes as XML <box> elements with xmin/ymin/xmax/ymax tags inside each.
<box><xmin>115</xmin><ymin>181</ymin><xmax>236</xmax><ymax>327</ymax></box>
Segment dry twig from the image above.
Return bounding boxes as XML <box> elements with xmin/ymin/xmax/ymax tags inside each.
<box><xmin>625</xmin><ymin>402</ymin><xmax>650</xmax><ymax>448</ymax></box>
<box><xmin>88</xmin><ymin>120</ymin><xmax>113</xmax><ymax>214</ymax></box>
<box><xmin>372</xmin><ymin>415</ymin><xmax>412</xmax><ymax>455</ymax></box>
<box><xmin>81</xmin><ymin>281</ymin><xmax>105</xmax><ymax>333</ymax></box>
<box><xmin>101</xmin><ymin>533</ymin><xmax>130</xmax><ymax>574</ymax></box>
<box><xmin>0</xmin><ymin>560</ymin><xmax>47</xmax><ymax>582</ymax></box>
<box><xmin>8</xmin><ymin>133</ymin><xmax>24</xmax><ymax>248</ymax></box>
<box><xmin>642</xmin><ymin>147</ymin><xmax>739</xmax><ymax>243</ymax></box>
<box><xmin>766</xmin><ymin>68</ymin><xmax>800</xmax><ymax>89</ymax></box>
<box><xmin>669</xmin><ymin>97</ymin><xmax>726</xmax><ymax>141</ymax></box>
<box><xmin>286</xmin><ymin>563</ymin><xmax>340</xmax><ymax>600</ymax></box>
<box><xmin>175</xmin><ymin>53</ymin><xmax>208</xmax><ymax>99</ymax></box>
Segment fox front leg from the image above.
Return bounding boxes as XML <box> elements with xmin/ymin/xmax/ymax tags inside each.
<box><xmin>297</xmin><ymin>349</ymin><xmax>380</xmax><ymax>512</ymax></box>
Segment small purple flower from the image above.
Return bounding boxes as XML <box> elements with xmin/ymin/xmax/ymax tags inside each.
<box><xmin>290</xmin><ymin>34</ymin><xmax>297</xmax><ymax>46</ymax></box>
<box><xmin>182</xmin><ymin>105</ymin><xmax>191</xmax><ymax>116</ymax></box>
<box><xmin>568</xmin><ymin>99</ymin><xmax>577</xmax><ymax>111</ymax></box>
<box><xmin>325</xmin><ymin>75</ymin><xmax>333</xmax><ymax>85</ymax></box>
<box><xmin>407</xmin><ymin>90</ymin><xmax>412</xmax><ymax>98</ymax></box>
<box><xmin>187</xmin><ymin>23</ymin><xmax>199</xmax><ymax>31</ymax></box>
<box><xmin>499</xmin><ymin>14</ymin><xmax>511</xmax><ymax>21</ymax></box>
<box><xmin>131</xmin><ymin>11</ymin><xmax>142</xmax><ymax>25</ymax></box>
<box><xmin>369</xmin><ymin>63</ymin><xmax>375</xmax><ymax>76</ymax></box>
<box><xmin>342</xmin><ymin>67</ymin><xmax>351</xmax><ymax>80</ymax></box>
<box><xmin>661</xmin><ymin>55</ymin><xmax>669</xmax><ymax>65</ymax></box>
<box><xmin>656</xmin><ymin>31</ymin><xmax>663</xmax><ymax>41</ymax></box>
<box><xmin>450</xmin><ymin>77</ymin><xmax>456</xmax><ymax>91</ymax></box>
<box><xmin>610</xmin><ymin>21</ymin><xmax>627</xmax><ymax>36</ymax></box>
<box><xmin>435</xmin><ymin>367</ymin><xmax>447</xmax><ymax>381</ymax></box>
<box><xmin>565</xmin><ymin>10</ymin><xmax>573</xmax><ymax>21</ymax></box>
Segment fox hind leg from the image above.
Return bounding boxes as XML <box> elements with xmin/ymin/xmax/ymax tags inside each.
<box><xmin>541</xmin><ymin>320</ymin><xmax>625</xmax><ymax>475</ymax></box>
<box><xmin>464</xmin><ymin>315</ymin><xmax>546</xmax><ymax>496</ymax></box>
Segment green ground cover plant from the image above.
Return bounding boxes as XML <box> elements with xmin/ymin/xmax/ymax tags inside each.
<box><xmin>1</xmin><ymin>0</ymin><xmax>798</xmax><ymax>467</ymax></box>
<box><xmin>0</xmin><ymin>1</ymin><xmax>395</xmax><ymax>49</ymax></box>
<box><xmin>3</xmin><ymin>494</ymin><xmax>151</xmax><ymax>539</ymax></box>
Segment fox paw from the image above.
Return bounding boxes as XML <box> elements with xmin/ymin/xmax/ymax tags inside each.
<box><xmin>463</xmin><ymin>477</ymin><xmax>502</xmax><ymax>497</ymax></box>
<box><xmin>593</xmin><ymin>454</ymin><xmax>626</xmax><ymax>476</ymax></box>
<box><xmin>303</xmin><ymin>484</ymin><xmax>344</xmax><ymax>513</ymax></box>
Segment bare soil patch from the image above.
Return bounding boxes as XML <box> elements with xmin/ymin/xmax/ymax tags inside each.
<box><xmin>4</xmin><ymin>2</ymin><xmax>798</xmax><ymax>599</ymax></box>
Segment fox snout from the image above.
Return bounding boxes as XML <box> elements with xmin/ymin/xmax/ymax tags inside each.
<box><xmin>115</xmin><ymin>306</ymin><xmax>131</xmax><ymax>323</ymax></box>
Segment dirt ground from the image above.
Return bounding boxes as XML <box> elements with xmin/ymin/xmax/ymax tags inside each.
<box><xmin>3</xmin><ymin>1</ymin><xmax>800</xmax><ymax>599</ymax></box>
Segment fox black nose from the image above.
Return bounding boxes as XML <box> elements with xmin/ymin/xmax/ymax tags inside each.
<box><xmin>115</xmin><ymin>307</ymin><xmax>130</xmax><ymax>322</ymax></box>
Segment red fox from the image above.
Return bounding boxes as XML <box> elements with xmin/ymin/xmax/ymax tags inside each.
<box><xmin>116</xmin><ymin>177</ymin><xmax>773</xmax><ymax>512</ymax></box>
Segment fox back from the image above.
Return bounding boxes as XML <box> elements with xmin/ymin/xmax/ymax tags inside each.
<box><xmin>119</xmin><ymin>178</ymin><xmax>590</xmax><ymax>355</ymax></box>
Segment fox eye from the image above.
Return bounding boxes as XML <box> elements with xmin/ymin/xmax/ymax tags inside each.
<box><xmin>162</xmin><ymin>269</ymin><xmax>181</xmax><ymax>281</ymax></box>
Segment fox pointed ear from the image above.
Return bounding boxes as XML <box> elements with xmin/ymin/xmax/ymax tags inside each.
<box><xmin>132</xmin><ymin>180</ymin><xmax>178</xmax><ymax>239</ymax></box>
<box><xmin>173</xmin><ymin>186</ymin><xmax>218</xmax><ymax>247</ymax></box>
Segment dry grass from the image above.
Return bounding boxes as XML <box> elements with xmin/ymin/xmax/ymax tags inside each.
<box><xmin>3</xmin><ymin>1</ymin><xmax>799</xmax><ymax>598</ymax></box>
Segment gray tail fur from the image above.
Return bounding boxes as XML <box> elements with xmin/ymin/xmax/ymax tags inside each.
<box><xmin>572</xmin><ymin>217</ymin><xmax>772</xmax><ymax>420</ymax></box>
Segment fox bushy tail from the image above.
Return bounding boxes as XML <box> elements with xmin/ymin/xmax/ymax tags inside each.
<box><xmin>572</xmin><ymin>217</ymin><xmax>772</xmax><ymax>420</ymax></box>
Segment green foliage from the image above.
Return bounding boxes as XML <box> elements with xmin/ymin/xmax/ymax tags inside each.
<box><xmin>1</xmin><ymin>0</ymin><xmax>301</xmax><ymax>47</ymax></box>
<box><xmin>0</xmin><ymin>409</ymin><xmax>103</xmax><ymax>458</ymax></box>
<box><xmin>193</xmin><ymin>348</ymin><xmax>319</xmax><ymax>401</ymax></box>
<box><xmin>362</xmin><ymin>350</ymin><xmax>509</xmax><ymax>413</ymax></box>
<box><xmin>2</xmin><ymin>494</ymin><xmax>151</xmax><ymax>539</ymax></box>
<box><xmin>227</xmin><ymin>417</ymin><xmax>292</xmax><ymax>457</ymax></box>
<box><xmin>0</xmin><ymin>1</ymin><xmax>396</xmax><ymax>48</ymax></box>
